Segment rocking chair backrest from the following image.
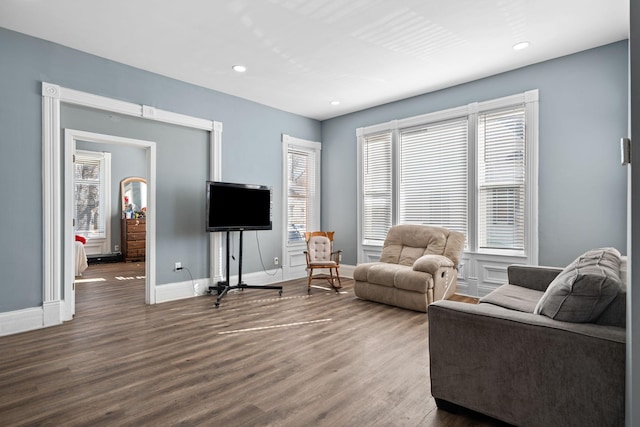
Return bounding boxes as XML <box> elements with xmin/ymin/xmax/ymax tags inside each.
<box><xmin>305</xmin><ymin>231</ymin><xmax>335</xmax><ymax>263</ymax></box>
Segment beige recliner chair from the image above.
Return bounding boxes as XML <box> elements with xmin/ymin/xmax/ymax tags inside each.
<box><xmin>353</xmin><ymin>224</ymin><xmax>465</xmax><ymax>312</ymax></box>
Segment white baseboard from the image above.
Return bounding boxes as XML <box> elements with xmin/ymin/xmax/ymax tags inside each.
<box><xmin>155</xmin><ymin>277</ymin><xmax>211</xmax><ymax>303</ymax></box>
<box><xmin>339</xmin><ymin>264</ymin><xmax>355</xmax><ymax>279</ymax></box>
<box><xmin>43</xmin><ymin>300</ymin><xmax>62</xmax><ymax>327</ymax></box>
<box><xmin>153</xmin><ymin>265</ymin><xmax>359</xmax><ymax>304</ymax></box>
<box><xmin>0</xmin><ymin>306</ymin><xmax>47</xmax><ymax>337</ymax></box>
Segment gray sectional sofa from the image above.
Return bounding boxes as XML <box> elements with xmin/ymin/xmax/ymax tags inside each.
<box><xmin>428</xmin><ymin>248</ymin><xmax>626</xmax><ymax>427</ymax></box>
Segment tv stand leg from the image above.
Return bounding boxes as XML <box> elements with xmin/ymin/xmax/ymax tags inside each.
<box><xmin>213</xmin><ymin>230</ymin><xmax>283</xmax><ymax>308</ymax></box>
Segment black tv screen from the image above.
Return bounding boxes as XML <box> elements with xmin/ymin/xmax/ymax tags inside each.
<box><xmin>206</xmin><ymin>181</ymin><xmax>272</xmax><ymax>231</ymax></box>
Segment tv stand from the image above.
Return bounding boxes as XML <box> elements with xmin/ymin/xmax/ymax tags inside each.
<box><xmin>209</xmin><ymin>230</ymin><xmax>283</xmax><ymax>307</ymax></box>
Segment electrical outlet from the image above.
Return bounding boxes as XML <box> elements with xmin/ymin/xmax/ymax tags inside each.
<box><xmin>174</xmin><ymin>262</ymin><xmax>182</xmax><ymax>271</ymax></box>
<box><xmin>274</xmin><ymin>257</ymin><xmax>279</xmax><ymax>266</ymax></box>
<box><xmin>114</xmin><ymin>244</ymin><xmax>119</xmax><ymax>252</ymax></box>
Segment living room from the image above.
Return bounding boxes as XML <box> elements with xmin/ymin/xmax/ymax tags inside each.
<box><xmin>0</xmin><ymin>1</ymin><xmax>638</xmax><ymax>425</ymax></box>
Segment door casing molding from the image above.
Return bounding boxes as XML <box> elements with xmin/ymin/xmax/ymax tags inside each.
<box><xmin>42</xmin><ymin>82</ymin><xmax>222</xmax><ymax>327</ymax></box>
<box><xmin>64</xmin><ymin>129</ymin><xmax>155</xmax><ymax>321</ymax></box>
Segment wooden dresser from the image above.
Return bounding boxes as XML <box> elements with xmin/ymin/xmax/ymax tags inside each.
<box><xmin>121</xmin><ymin>218</ymin><xmax>146</xmax><ymax>262</ymax></box>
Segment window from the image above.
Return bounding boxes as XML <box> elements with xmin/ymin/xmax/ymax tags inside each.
<box><xmin>478</xmin><ymin>107</ymin><xmax>526</xmax><ymax>250</ymax></box>
<box><xmin>74</xmin><ymin>150</ymin><xmax>110</xmax><ymax>239</ymax></box>
<box><xmin>357</xmin><ymin>90</ymin><xmax>538</xmax><ymax>260</ymax></box>
<box><xmin>283</xmin><ymin>135</ymin><xmax>321</xmax><ymax>244</ymax></box>
<box><xmin>362</xmin><ymin>131</ymin><xmax>392</xmax><ymax>243</ymax></box>
<box><xmin>399</xmin><ymin>119</ymin><xmax>468</xmax><ymax>238</ymax></box>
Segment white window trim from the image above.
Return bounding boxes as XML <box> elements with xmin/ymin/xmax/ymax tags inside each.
<box><xmin>281</xmin><ymin>134</ymin><xmax>321</xmax><ymax>281</ymax></box>
<box><xmin>74</xmin><ymin>149</ymin><xmax>111</xmax><ymax>255</ymax></box>
<box><xmin>357</xmin><ymin>90</ymin><xmax>539</xmax><ymax>296</ymax></box>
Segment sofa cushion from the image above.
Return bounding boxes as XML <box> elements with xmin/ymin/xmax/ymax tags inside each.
<box><xmin>365</xmin><ymin>263</ymin><xmax>407</xmax><ymax>288</ymax></box>
<box><xmin>534</xmin><ymin>248</ymin><xmax>622</xmax><ymax>323</ymax></box>
<box><xmin>595</xmin><ymin>290</ymin><xmax>626</xmax><ymax>328</ymax></box>
<box><xmin>399</xmin><ymin>246</ymin><xmax>428</xmax><ymax>266</ymax></box>
<box><xmin>356</xmin><ymin>262</ymin><xmax>434</xmax><ymax>293</ymax></box>
<box><xmin>380</xmin><ymin>224</ymin><xmax>450</xmax><ymax>266</ymax></box>
<box><xmin>479</xmin><ymin>284</ymin><xmax>544</xmax><ymax>313</ymax></box>
<box><xmin>353</xmin><ymin>262</ymin><xmax>378</xmax><ymax>282</ymax></box>
<box><xmin>395</xmin><ymin>269</ymin><xmax>431</xmax><ymax>293</ymax></box>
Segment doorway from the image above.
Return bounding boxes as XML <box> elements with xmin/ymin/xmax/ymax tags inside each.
<box><xmin>64</xmin><ymin>129</ymin><xmax>156</xmax><ymax>320</ymax></box>
<box><xmin>42</xmin><ymin>82</ymin><xmax>221</xmax><ymax>329</ymax></box>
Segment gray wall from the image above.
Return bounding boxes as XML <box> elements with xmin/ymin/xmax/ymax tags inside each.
<box><xmin>64</xmin><ymin>104</ymin><xmax>210</xmax><ymax>284</ymax></box>
<box><xmin>0</xmin><ymin>27</ymin><xmax>321</xmax><ymax>312</ymax></box>
<box><xmin>321</xmin><ymin>40</ymin><xmax>629</xmax><ymax>268</ymax></box>
<box><xmin>0</xmin><ymin>25</ymin><xmax>629</xmax><ymax>314</ymax></box>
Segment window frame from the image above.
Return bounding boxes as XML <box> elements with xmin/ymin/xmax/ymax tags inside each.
<box><xmin>361</xmin><ymin>130</ymin><xmax>393</xmax><ymax>245</ymax></box>
<box><xmin>357</xmin><ymin>90</ymin><xmax>538</xmax><ymax>264</ymax></box>
<box><xmin>74</xmin><ymin>149</ymin><xmax>110</xmax><ymax>240</ymax></box>
<box><xmin>73</xmin><ymin>149</ymin><xmax>112</xmax><ymax>257</ymax></box>
<box><xmin>282</xmin><ymin>134</ymin><xmax>321</xmax><ymax>248</ymax></box>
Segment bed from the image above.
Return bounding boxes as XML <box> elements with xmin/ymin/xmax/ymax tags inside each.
<box><xmin>75</xmin><ymin>237</ymin><xmax>88</xmax><ymax>276</ymax></box>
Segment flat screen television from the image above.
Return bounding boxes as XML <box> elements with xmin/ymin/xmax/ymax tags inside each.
<box><xmin>206</xmin><ymin>181</ymin><xmax>272</xmax><ymax>232</ymax></box>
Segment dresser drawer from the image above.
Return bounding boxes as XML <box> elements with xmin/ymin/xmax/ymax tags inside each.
<box><xmin>127</xmin><ymin>224</ymin><xmax>146</xmax><ymax>233</ymax></box>
<box><xmin>128</xmin><ymin>249</ymin><xmax>145</xmax><ymax>258</ymax></box>
<box><xmin>127</xmin><ymin>232</ymin><xmax>146</xmax><ymax>241</ymax></box>
<box><xmin>128</xmin><ymin>240</ymin><xmax>145</xmax><ymax>250</ymax></box>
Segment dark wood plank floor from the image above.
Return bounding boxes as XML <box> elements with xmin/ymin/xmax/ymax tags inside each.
<box><xmin>0</xmin><ymin>262</ymin><xmax>503</xmax><ymax>427</ymax></box>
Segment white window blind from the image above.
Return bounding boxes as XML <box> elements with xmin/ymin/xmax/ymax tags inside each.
<box><xmin>478</xmin><ymin>107</ymin><xmax>526</xmax><ymax>250</ymax></box>
<box><xmin>74</xmin><ymin>152</ymin><xmax>107</xmax><ymax>238</ymax></box>
<box><xmin>362</xmin><ymin>131</ymin><xmax>392</xmax><ymax>242</ymax></box>
<box><xmin>399</xmin><ymin>119</ymin><xmax>468</xmax><ymax>237</ymax></box>
<box><xmin>287</xmin><ymin>147</ymin><xmax>317</xmax><ymax>242</ymax></box>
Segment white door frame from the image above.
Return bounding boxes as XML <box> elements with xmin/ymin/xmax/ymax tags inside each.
<box><xmin>280</xmin><ymin>134</ymin><xmax>322</xmax><ymax>281</ymax></box>
<box><xmin>42</xmin><ymin>82</ymin><xmax>222</xmax><ymax>327</ymax></box>
<box><xmin>64</xmin><ymin>129</ymin><xmax>156</xmax><ymax>321</ymax></box>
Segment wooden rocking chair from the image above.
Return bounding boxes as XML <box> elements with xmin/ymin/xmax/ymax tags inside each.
<box><xmin>304</xmin><ymin>231</ymin><xmax>342</xmax><ymax>293</ymax></box>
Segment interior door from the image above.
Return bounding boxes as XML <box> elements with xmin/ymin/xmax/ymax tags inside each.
<box><xmin>63</xmin><ymin>133</ymin><xmax>77</xmax><ymax>319</ymax></box>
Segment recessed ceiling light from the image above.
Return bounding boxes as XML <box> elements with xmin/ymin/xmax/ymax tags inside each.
<box><xmin>512</xmin><ymin>41</ymin><xmax>530</xmax><ymax>51</ymax></box>
<box><xmin>330</xmin><ymin>100</ymin><xmax>340</xmax><ymax>106</ymax></box>
<box><xmin>232</xmin><ymin>65</ymin><xmax>247</xmax><ymax>73</ymax></box>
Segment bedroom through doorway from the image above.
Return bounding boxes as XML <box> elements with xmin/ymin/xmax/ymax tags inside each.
<box><xmin>65</xmin><ymin>129</ymin><xmax>155</xmax><ymax>320</ymax></box>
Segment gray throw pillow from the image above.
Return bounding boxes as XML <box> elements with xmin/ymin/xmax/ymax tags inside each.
<box><xmin>534</xmin><ymin>248</ymin><xmax>622</xmax><ymax>323</ymax></box>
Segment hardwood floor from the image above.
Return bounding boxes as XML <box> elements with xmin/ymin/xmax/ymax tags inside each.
<box><xmin>0</xmin><ymin>263</ymin><xmax>503</xmax><ymax>427</ymax></box>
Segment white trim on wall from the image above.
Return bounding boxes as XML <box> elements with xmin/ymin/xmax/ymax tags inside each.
<box><xmin>210</xmin><ymin>121</ymin><xmax>224</xmax><ymax>286</ymax></box>
<box><xmin>35</xmin><ymin>82</ymin><xmax>222</xmax><ymax>335</ymax></box>
<box><xmin>281</xmin><ymin>134</ymin><xmax>322</xmax><ymax>281</ymax></box>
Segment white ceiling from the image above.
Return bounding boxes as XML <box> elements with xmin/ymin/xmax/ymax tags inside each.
<box><xmin>0</xmin><ymin>0</ymin><xmax>629</xmax><ymax>120</ymax></box>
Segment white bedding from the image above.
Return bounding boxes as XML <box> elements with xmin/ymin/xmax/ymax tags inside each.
<box><xmin>75</xmin><ymin>241</ymin><xmax>88</xmax><ymax>276</ymax></box>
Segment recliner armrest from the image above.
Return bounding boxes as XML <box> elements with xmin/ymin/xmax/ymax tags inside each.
<box><xmin>412</xmin><ymin>254</ymin><xmax>454</xmax><ymax>275</ymax></box>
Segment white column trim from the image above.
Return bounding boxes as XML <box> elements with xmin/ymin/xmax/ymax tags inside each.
<box><xmin>42</xmin><ymin>83</ymin><xmax>61</xmax><ymax>313</ymax></box>
<box><xmin>525</xmin><ymin>90</ymin><xmax>540</xmax><ymax>265</ymax></box>
<box><xmin>210</xmin><ymin>122</ymin><xmax>223</xmax><ymax>287</ymax></box>
<box><xmin>146</xmin><ymin>142</ymin><xmax>157</xmax><ymax>304</ymax></box>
